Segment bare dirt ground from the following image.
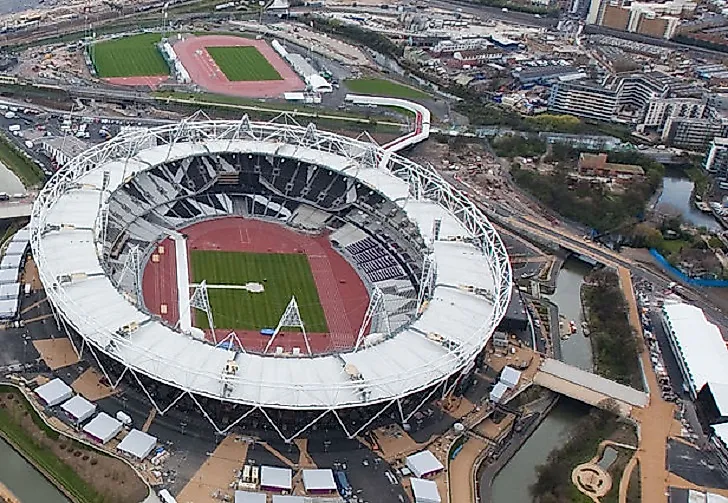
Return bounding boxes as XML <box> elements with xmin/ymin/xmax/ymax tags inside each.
<box><xmin>176</xmin><ymin>435</ymin><xmax>249</xmax><ymax>503</ymax></box>
<box><xmin>32</xmin><ymin>338</ymin><xmax>79</xmax><ymax>370</ymax></box>
<box><xmin>71</xmin><ymin>368</ymin><xmax>115</xmax><ymax>401</ymax></box>
<box><xmin>0</xmin><ymin>392</ymin><xmax>147</xmax><ymax>503</ymax></box>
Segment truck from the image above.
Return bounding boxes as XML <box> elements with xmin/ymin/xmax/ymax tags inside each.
<box><xmin>24</xmin><ymin>283</ymin><xmax>31</xmax><ymax>296</ymax></box>
<box><xmin>333</xmin><ymin>470</ymin><xmax>353</xmax><ymax>498</ymax></box>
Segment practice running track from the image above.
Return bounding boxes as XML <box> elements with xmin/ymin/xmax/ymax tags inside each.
<box><xmin>173</xmin><ymin>35</ymin><xmax>304</xmax><ymax>98</ymax></box>
<box><xmin>141</xmin><ymin>217</ymin><xmax>370</xmax><ymax>354</ymax></box>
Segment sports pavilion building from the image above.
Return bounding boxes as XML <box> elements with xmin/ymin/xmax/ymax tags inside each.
<box><xmin>30</xmin><ymin>114</ymin><xmax>511</xmax><ymax>441</ymax></box>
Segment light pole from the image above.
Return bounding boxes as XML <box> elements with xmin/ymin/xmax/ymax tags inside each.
<box><xmin>259</xmin><ymin>0</ymin><xmax>265</xmax><ymax>24</ymax></box>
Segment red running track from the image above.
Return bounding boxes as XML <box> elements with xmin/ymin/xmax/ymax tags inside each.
<box><xmin>173</xmin><ymin>35</ymin><xmax>305</xmax><ymax>98</ymax></box>
<box><xmin>141</xmin><ymin>217</ymin><xmax>370</xmax><ymax>354</ymax></box>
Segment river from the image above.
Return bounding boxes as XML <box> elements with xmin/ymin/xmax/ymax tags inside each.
<box><xmin>489</xmin><ymin>259</ymin><xmax>593</xmax><ymax>502</ymax></box>
<box><xmin>656</xmin><ymin>175</ymin><xmax>720</xmax><ymax>231</ymax></box>
<box><xmin>0</xmin><ymin>437</ymin><xmax>71</xmax><ymax>503</ymax></box>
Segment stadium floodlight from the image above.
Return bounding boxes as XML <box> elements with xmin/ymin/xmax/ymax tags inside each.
<box><xmin>190</xmin><ymin>280</ymin><xmax>216</xmax><ymax>343</ymax></box>
<box><xmin>265</xmin><ymin>296</ymin><xmax>310</xmax><ymax>355</ymax></box>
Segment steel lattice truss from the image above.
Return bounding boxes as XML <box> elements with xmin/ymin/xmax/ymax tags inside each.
<box><xmin>30</xmin><ymin>113</ymin><xmax>512</xmax><ymax>440</ymax></box>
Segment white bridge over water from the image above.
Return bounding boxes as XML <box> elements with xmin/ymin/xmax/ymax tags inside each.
<box><xmin>534</xmin><ymin>358</ymin><xmax>648</xmax><ymax>417</ymax></box>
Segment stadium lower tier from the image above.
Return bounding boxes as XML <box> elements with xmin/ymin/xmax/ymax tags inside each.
<box><xmin>66</xmin><ymin>328</ymin><xmax>482</xmax><ymax>440</ymax></box>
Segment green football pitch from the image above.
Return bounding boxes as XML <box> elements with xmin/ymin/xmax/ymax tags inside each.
<box><xmin>189</xmin><ymin>250</ymin><xmax>327</xmax><ymax>332</ymax></box>
<box><xmin>206</xmin><ymin>46</ymin><xmax>282</xmax><ymax>81</ymax></box>
<box><xmin>92</xmin><ymin>33</ymin><xmax>169</xmax><ymax>78</ymax></box>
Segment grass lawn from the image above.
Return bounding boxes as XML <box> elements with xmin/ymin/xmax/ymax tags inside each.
<box><xmin>344</xmin><ymin>78</ymin><xmax>430</xmax><ymax>99</ymax></box>
<box><xmin>0</xmin><ymin>386</ymin><xmax>104</xmax><ymax>503</ymax></box>
<box><xmin>190</xmin><ymin>250</ymin><xmax>327</xmax><ymax>331</ymax></box>
<box><xmin>92</xmin><ymin>33</ymin><xmax>169</xmax><ymax>78</ymax></box>
<box><xmin>207</xmin><ymin>46</ymin><xmax>282</xmax><ymax>81</ymax></box>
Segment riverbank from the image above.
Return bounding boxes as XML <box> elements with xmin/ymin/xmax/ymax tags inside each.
<box><xmin>477</xmin><ymin>392</ymin><xmax>560</xmax><ymax>503</ymax></box>
<box><xmin>0</xmin><ymin>481</ymin><xmax>21</xmax><ymax>503</ymax></box>
<box><xmin>0</xmin><ymin>384</ymin><xmax>147</xmax><ymax>503</ymax></box>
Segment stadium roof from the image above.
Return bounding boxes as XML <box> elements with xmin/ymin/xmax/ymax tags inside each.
<box><xmin>707</xmin><ymin>382</ymin><xmax>728</xmax><ymax>417</ymax></box>
<box><xmin>0</xmin><ymin>269</ymin><xmax>17</xmax><ymax>284</ymax></box>
<box><xmin>662</xmin><ymin>302</ymin><xmax>728</xmax><ymax>396</ymax></box>
<box><xmin>30</xmin><ymin>121</ymin><xmax>510</xmax><ymax>419</ymax></box>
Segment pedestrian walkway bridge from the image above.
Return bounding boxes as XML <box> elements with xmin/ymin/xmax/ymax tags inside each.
<box><xmin>534</xmin><ymin>358</ymin><xmax>648</xmax><ymax>417</ymax></box>
<box><xmin>0</xmin><ymin>201</ymin><xmax>32</xmax><ymax>220</ymax></box>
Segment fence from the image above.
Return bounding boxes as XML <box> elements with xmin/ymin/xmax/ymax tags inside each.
<box><xmin>649</xmin><ymin>249</ymin><xmax>728</xmax><ymax>287</ymax></box>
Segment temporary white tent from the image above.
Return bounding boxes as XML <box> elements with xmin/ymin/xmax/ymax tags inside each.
<box><xmin>260</xmin><ymin>466</ymin><xmax>293</xmax><ymax>491</ymax></box>
<box><xmin>500</xmin><ymin>366</ymin><xmax>522</xmax><ymax>389</ymax></box>
<box><xmin>0</xmin><ymin>268</ymin><xmax>17</xmax><ymax>284</ymax></box>
<box><xmin>0</xmin><ymin>298</ymin><xmax>18</xmax><ymax>319</ymax></box>
<box><xmin>234</xmin><ymin>491</ymin><xmax>266</xmax><ymax>503</ymax></box>
<box><xmin>489</xmin><ymin>382</ymin><xmax>508</xmax><ymax>403</ymax></box>
<box><xmin>83</xmin><ymin>412</ymin><xmax>123</xmax><ymax>444</ymax></box>
<box><xmin>302</xmin><ymin>469</ymin><xmax>337</xmax><ymax>493</ymax></box>
<box><xmin>35</xmin><ymin>378</ymin><xmax>73</xmax><ymax>407</ymax></box>
<box><xmin>271</xmin><ymin>496</ymin><xmax>305</xmax><ymax>503</ymax></box>
<box><xmin>61</xmin><ymin>395</ymin><xmax>96</xmax><ymax>423</ymax></box>
<box><xmin>411</xmin><ymin>477</ymin><xmax>441</xmax><ymax>503</ymax></box>
<box><xmin>117</xmin><ymin>429</ymin><xmax>157</xmax><ymax>459</ymax></box>
<box><xmin>405</xmin><ymin>450</ymin><xmax>444</xmax><ymax>479</ymax></box>
<box><xmin>0</xmin><ymin>282</ymin><xmax>19</xmax><ymax>300</ymax></box>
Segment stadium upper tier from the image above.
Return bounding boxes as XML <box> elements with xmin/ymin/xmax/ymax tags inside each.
<box><xmin>30</xmin><ymin>118</ymin><xmax>511</xmax><ymax>410</ymax></box>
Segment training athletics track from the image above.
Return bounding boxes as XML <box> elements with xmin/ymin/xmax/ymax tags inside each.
<box><xmin>141</xmin><ymin>217</ymin><xmax>370</xmax><ymax>354</ymax></box>
<box><xmin>173</xmin><ymin>35</ymin><xmax>304</xmax><ymax>98</ymax></box>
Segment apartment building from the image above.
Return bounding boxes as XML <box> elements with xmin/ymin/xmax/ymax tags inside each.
<box><xmin>587</xmin><ymin>0</ymin><xmax>696</xmax><ymax>39</ymax></box>
<box><xmin>704</xmin><ymin>137</ymin><xmax>728</xmax><ymax>182</ymax></box>
<box><xmin>548</xmin><ymin>71</ymin><xmax>678</xmax><ymax>122</ymax></box>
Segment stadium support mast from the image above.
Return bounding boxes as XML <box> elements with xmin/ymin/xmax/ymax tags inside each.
<box><xmin>190</xmin><ymin>281</ymin><xmax>216</xmax><ymax>343</ymax></box>
<box><xmin>118</xmin><ymin>245</ymin><xmax>142</xmax><ymax>302</ymax></box>
<box><xmin>417</xmin><ymin>254</ymin><xmax>436</xmax><ymax>308</ymax></box>
<box><xmin>354</xmin><ymin>287</ymin><xmax>390</xmax><ymax>352</ymax></box>
<box><xmin>265</xmin><ymin>296</ymin><xmax>310</xmax><ymax>355</ymax></box>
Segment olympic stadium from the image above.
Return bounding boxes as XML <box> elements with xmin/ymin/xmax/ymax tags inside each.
<box><xmin>29</xmin><ymin>115</ymin><xmax>512</xmax><ymax>441</ymax></box>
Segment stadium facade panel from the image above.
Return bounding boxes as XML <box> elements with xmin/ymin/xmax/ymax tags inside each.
<box><xmin>30</xmin><ymin>117</ymin><xmax>511</xmax><ymax>439</ymax></box>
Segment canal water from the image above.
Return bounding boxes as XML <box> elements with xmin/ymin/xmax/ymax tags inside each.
<box><xmin>545</xmin><ymin>259</ymin><xmax>594</xmax><ymax>372</ymax></box>
<box><xmin>656</xmin><ymin>175</ymin><xmax>720</xmax><ymax>231</ymax></box>
<box><xmin>0</xmin><ymin>437</ymin><xmax>71</xmax><ymax>503</ymax></box>
<box><xmin>489</xmin><ymin>259</ymin><xmax>593</xmax><ymax>502</ymax></box>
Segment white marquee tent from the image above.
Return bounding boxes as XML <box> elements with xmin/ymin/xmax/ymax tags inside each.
<box><xmin>83</xmin><ymin>412</ymin><xmax>122</xmax><ymax>444</ymax></box>
<box><xmin>302</xmin><ymin>469</ymin><xmax>337</xmax><ymax>493</ymax></box>
<box><xmin>490</xmin><ymin>381</ymin><xmax>508</xmax><ymax>403</ymax></box>
<box><xmin>117</xmin><ymin>429</ymin><xmax>157</xmax><ymax>459</ymax></box>
<box><xmin>405</xmin><ymin>450</ymin><xmax>444</xmax><ymax>479</ymax></box>
<box><xmin>61</xmin><ymin>395</ymin><xmax>96</xmax><ymax>423</ymax></box>
<box><xmin>234</xmin><ymin>491</ymin><xmax>266</xmax><ymax>503</ymax></box>
<box><xmin>260</xmin><ymin>466</ymin><xmax>293</xmax><ymax>491</ymax></box>
<box><xmin>0</xmin><ymin>269</ymin><xmax>17</xmax><ymax>284</ymax></box>
<box><xmin>35</xmin><ymin>378</ymin><xmax>73</xmax><ymax>407</ymax></box>
<box><xmin>500</xmin><ymin>366</ymin><xmax>521</xmax><ymax>389</ymax></box>
<box><xmin>411</xmin><ymin>477</ymin><xmax>441</xmax><ymax>503</ymax></box>
<box><xmin>0</xmin><ymin>297</ymin><xmax>18</xmax><ymax>319</ymax></box>
<box><xmin>271</xmin><ymin>496</ymin><xmax>304</xmax><ymax>503</ymax></box>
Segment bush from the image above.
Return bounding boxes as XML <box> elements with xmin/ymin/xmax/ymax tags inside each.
<box><xmin>492</xmin><ymin>135</ymin><xmax>547</xmax><ymax>158</ymax></box>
